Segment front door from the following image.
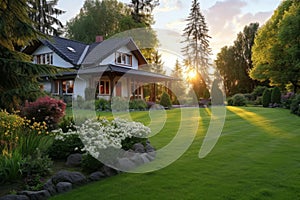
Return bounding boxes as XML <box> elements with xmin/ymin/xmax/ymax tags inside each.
<box><xmin>116</xmin><ymin>81</ymin><xmax>122</xmax><ymax>97</ymax></box>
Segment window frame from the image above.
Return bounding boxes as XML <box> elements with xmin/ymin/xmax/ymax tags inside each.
<box><xmin>115</xmin><ymin>52</ymin><xmax>132</xmax><ymax>67</ymax></box>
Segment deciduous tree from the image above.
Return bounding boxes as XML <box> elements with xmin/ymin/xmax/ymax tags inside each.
<box><xmin>250</xmin><ymin>0</ymin><xmax>300</xmax><ymax>93</ymax></box>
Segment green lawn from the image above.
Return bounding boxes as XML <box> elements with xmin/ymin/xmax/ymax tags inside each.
<box><xmin>53</xmin><ymin>107</ymin><xmax>300</xmax><ymax>200</ymax></box>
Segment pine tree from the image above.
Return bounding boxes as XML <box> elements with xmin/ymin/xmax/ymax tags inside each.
<box><xmin>0</xmin><ymin>0</ymin><xmax>57</xmax><ymax>110</ymax></box>
<box><xmin>171</xmin><ymin>59</ymin><xmax>186</xmax><ymax>103</ymax></box>
<box><xmin>151</xmin><ymin>50</ymin><xmax>165</xmax><ymax>74</ymax></box>
<box><xmin>129</xmin><ymin>0</ymin><xmax>159</xmax><ymax>26</ymax></box>
<box><xmin>29</xmin><ymin>0</ymin><xmax>65</xmax><ymax>36</ymax></box>
<box><xmin>181</xmin><ymin>0</ymin><xmax>211</xmax><ymax>99</ymax></box>
<box><xmin>182</xmin><ymin>0</ymin><xmax>211</xmax><ymax>72</ymax></box>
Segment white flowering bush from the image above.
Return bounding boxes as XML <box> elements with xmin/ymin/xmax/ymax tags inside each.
<box><xmin>50</xmin><ymin>118</ymin><xmax>151</xmax><ymax>159</ymax></box>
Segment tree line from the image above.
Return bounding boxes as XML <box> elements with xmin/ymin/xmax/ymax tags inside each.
<box><xmin>215</xmin><ymin>0</ymin><xmax>300</xmax><ymax>96</ymax></box>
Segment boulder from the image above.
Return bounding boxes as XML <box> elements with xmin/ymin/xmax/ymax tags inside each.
<box><xmin>18</xmin><ymin>190</ymin><xmax>50</xmax><ymax>200</ymax></box>
<box><xmin>51</xmin><ymin>170</ymin><xmax>87</xmax><ymax>186</ymax></box>
<box><xmin>117</xmin><ymin>157</ymin><xmax>136</xmax><ymax>170</ymax></box>
<box><xmin>102</xmin><ymin>165</ymin><xmax>118</xmax><ymax>177</ymax></box>
<box><xmin>56</xmin><ymin>182</ymin><xmax>72</xmax><ymax>194</ymax></box>
<box><xmin>132</xmin><ymin>143</ymin><xmax>145</xmax><ymax>153</ymax></box>
<box><xmin>0</xmin><ymin>195</ymin><xmax>29</xmax><ymax>200</ymax></box>
<box><xmin>65</xmin><ymin>153</ymin><xmax>82</xmax><ymax>167</ymax></box>
<box><xmin>145</xmin><ymin>143</ymin><xmax>155</xmax><ymax>152</ymax></box>
<box><xmin>43</xmin><ymin>179</ymin><xmax>56</xmax><ymax>196</ymax></box>
<box><xmin>89</xmin><ymin>171</ymin><xmax>106</xmax><ymax>181</ymax></box>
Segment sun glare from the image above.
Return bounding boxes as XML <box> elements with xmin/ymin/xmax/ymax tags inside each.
<box><xmin>188</xmin><ymin>70</ymin><xmax>197</xmax><ymax>80</ymax></box>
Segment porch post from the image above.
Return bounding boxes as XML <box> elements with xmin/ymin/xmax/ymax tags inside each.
<box><xmin>109</xmin><ymin>74</ymin><xmax>115</xmax><ymax>100</ymax></box>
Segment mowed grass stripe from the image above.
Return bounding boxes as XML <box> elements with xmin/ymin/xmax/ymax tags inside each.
<box><xmin>52</xmin><ymin>107</ymin><xmax>300</xmax><ymax>200</ymax></box>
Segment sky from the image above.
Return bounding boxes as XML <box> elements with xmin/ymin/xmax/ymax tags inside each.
<box><xmin>57</xmin><ymin>0</ymin><xmax>281</xmax><ymax>68</ymax></box>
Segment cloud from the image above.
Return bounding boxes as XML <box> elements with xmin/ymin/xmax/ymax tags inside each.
<box><xmin>155</xmin><ymin>0</ymin><xmax>185</xmax><ymax>13</ymax></box>
<box><xmin>203</xmin><ymin>0</ymin><xmax>274</xmax><ymax>56</ymax></box>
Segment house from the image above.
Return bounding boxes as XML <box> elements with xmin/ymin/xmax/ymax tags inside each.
<box><xmin>23</xmin><ymin>36</ymin><xmax>176</xmax><ymax>101</ymax></box>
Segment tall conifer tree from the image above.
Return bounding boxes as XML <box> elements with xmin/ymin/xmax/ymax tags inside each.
<box><xmin>181</xmin><ymin>0</ymin><xmax>211</xmax><ymax>99</ymax></box>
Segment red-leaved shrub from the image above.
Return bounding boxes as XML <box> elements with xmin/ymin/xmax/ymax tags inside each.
<box><xmin>22</xmin><ymin>96</ymin><xmax>66</xmax><ymax>129</ymax></box>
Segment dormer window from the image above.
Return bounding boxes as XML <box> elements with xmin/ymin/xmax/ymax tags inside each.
<box><xmin>34</xmin><ymin>53</ymin><xmax>53</xmax><ymax>65</ymax></box>
<box><xmin>115</xmin><ymin>52</ymin><xmax>132</xmax><ymax>66</ymax></box>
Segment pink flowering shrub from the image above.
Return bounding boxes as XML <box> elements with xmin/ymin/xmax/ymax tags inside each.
<box><xmin>22</xmin><ymin>96</ymin><xmax>66</xmax><ymax>129</ymax></box>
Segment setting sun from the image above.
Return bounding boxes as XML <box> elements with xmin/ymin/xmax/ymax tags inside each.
<box><xmin>188</xmin><ymin>69</ymin><xmax>197</xmax><ymax>80</ymax></box>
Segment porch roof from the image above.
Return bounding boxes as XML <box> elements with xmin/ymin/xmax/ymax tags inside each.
<box><xmin>77</xmin><ymin>65</ymin><xmax>180</xmax><ymax>82</ymax></box>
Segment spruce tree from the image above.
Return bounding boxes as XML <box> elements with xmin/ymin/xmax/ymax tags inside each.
<box><xmin>182</xmin><ymin>0</ymin><xmax>211</xmax><ymax>72</ymax></box>
<box><xmin>129</xmin><ymin>0</ymin><xmax>159</xmax><ymax>26</ymax></box>
<box><xmin>29</xmin><ymin>0</ymin><xmax>65</xmax><ymax>36</ymax></box>
<box><xmin>181</xmin><ymin>0</ymin><xmax>211</xmax><ymax>100</ymax></box>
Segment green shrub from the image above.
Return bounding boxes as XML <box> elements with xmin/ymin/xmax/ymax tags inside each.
<box><xmin>21</xmin><ymin>149</ymin><xmax>53</xmax><ymax>177</ymax></box>
<box><xmin>231</xmin><ymin>94</ymin><xmax>246</xmax><ymax>106</ymax></box>
<box><xmin>85</xmin><ymin>87</ymin><xmax>96</xmax><ymax>101</ymax></box>
<box><xmin>129</xmin><ymin>99</ymin><xmax>147</xmax><ymax>110</ymax></box>
<box><xmin>95</xmin><ymin>98</ymin><xmax>111</xmax><ymax>111</ymax></box>
<box><xmin>282</xmin><ymin>92</ymin><xmax>295</xmax><ymax>109</ymax></box>
<box><xmin>121</xmin><ymin>137</ymin><xmax>147</xmax><ymax>151</ymax></box>
<box><xmin>159</xmin><ymin>92</ymin><xmax>172</xmax><ymax>108</ymax></box>
<box><xmin>0</xmin><ymin>151</ymin><xmax>23</xmax><ymax>183</ymax></box>
<box><xmin>47</xmin><ymin>132</ymin><xmax>84</xmax><ymax>159</ymax></box>
<box><xmin>251</xmin><ymin>86</ymin><xmax>268</xmax><ymax>100</ymax></box>
<box><xmin>59</xmin><ymin>116</ymin><xmax>76</xmax><ymax>133</ymax></box>
<box><xmin>262</xmin><ymin>89</ymin><xmax>271</xmax><ymax>108</ymax></box>
<box><xmin>81</xmin><ymin>153</ymin><xmax>104</xmax><ymax>173</ymax></box>
<box><xmin>227</xmin><ymin>98</ymin><xmax>234</xmax><ymax>106</ymax></box>
<box><xmin>290</xmin><ymin>94</ymin><xmax>300</xmax><ymax>116</ymax></box>
<box><xmin>255</xmin><ymin>96</ymin><xmax>263</xmax><ymax>105</ymax></box>
<box><xmin>271</xmin><ymin>87</ymin><xmax>281</xmax><ymax>105</ymax></box>
<box><xmin>111</xmin><ymin>97</ymin><xmax>128</xmax><ymax>111</ymax></box>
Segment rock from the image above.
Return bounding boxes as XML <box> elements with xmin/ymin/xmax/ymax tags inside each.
<box><xmin>102</xmin><ymin>165</ymin><xmax>118</xmax><ymax>177</ymax></box>
<box><xmin>89</xmin><ymin>171</ymin><xmax>106</xmax><ymax>181</ymax></box>
<box><xmin>43</xmin><ymin>179</ymin><xmax>56</xmax><ymax>196</ymax></box>
<box><xmin>0</xmin><ymin>195</ymin><xmax>29</xmax><ymax>200</ymax></box>
<box><xmin>129</xmin><ymin>154</ymin><xmax>145</xmax><ymax>165</ymax></box>
<box><xmin>132</xmin><ymin>143</ymin><xmax>145</xmax><ymax>153</ymax></box>
<box><xmin>56</xmin><ymin>182</ymin><xmax>72</xmax><ymax>194</ymax></box>
<box><xmin>18</xmin><ymin>190</ymin><xmax>50</xmax><ymax>200</ymax></box>
<box><xmin>145</xmin><ymin>143</ymin><xmax>155</xmax><ymax>152</ymax></box>
<box><xmin>117</xmin><ymin>157</ymin><xmax>136</xmax><ymax>170</ymax></box>
<box><xmin>145</xmin><ymin>151</ymin><xmax>156</xmax><ymax>161</ymax></box>
<box><xmin>65</xmin><ymin>153</ymin><xmax>82</xmax><ymax>167</ymax></box>
<box><xmin>51</xmin><ymin>170</ymin><xmax>87</xmax><ymax>186</ymax></box>
<box><xmin>140</xmin><ymin>153</ymin><xmax>151</xmax><ymax>163</ymax></box>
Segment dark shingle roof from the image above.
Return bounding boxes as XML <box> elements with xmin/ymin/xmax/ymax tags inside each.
<box><xmin>41</xmin><ymin>36</ymin><xmax>88</xmax><ymax>66</ymax></box>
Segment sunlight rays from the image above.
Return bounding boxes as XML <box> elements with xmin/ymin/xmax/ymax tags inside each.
<box><xmin>227</xmin><ymin>107</ymin><xmax>292</xmax><ymax>138</ymax></box>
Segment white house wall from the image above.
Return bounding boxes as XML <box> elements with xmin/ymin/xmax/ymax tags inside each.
<box><xmin>99</xmin><ymin>46</ymin><xmax>138</xmax><ymax>70</ymax></box>
<box><xmin>33</xmin><ymin>45</ymin><xmax>74</xmax><ymax>68</ymax></box>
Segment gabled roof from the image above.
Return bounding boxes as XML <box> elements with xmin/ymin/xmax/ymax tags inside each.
<box><xmin>41</xmin><ymin>37</ymin><xmax>87</xmax><ymax>66</ymax></box>
<box><xmin>23</xmin><ymin>36</ymin><xmax>148</xmax><ymax>68</ymax></box>
<box><xmin>81</xmin><ymin>37</ymin><xmax>147</xmax><ymax>67</ymax></box>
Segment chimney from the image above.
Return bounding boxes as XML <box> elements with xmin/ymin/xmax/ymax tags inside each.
<box><xmin>95</xmin><ymin>35</ymin><xmax>104</xmax><ymax>43</ymax></box>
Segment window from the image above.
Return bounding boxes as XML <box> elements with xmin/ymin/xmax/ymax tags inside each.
<box><xmin>115</xmin><ymin>52</ymin><xmax>132</xmax><ymax>66</ymax></box>
<box><xmin>62</xmin><ymin>80</ymin><xmax>74</xmax><ymax>94</ymax></box>
<box><xmin>99</xmin><ymin>80</ymin><xmax>110</xmax><ymax>95</ymax></box>
<box><xmin>34</xmin><ymin>53</ymin><xmax>53</xmax><ymax>65</ymax></box>
<box><xmin>131</xmin><ymin>81</ymin><xmax>142</xmax><ymax>98</ymax></box>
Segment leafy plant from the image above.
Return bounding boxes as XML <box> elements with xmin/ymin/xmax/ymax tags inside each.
<box><xmin>21</xmin><ymin>96</ymin><xmax>66</xmax><ymax>130</ymax></box>
<box><xmin>81</xmin><ymin>153</ymin><xmax>104</xmax><ymax>173</ymax></box>
<box><xmin>129</xmin><ymin>99</ymin><xmax>147</xmax><ymax>110</ymax></box>
<box><xmin>290</xmin><ymin>94</ymin><xmax>300</xmax><ymax>116</ymax></box>
<box><xmin>262</xmin><ymin>89</ymin><xmax>271</xmax><ymax>107</ymax></box>
<box><xmin>271</xmin><ymin>87</ymin><xmax>281</xmax><ymax>105</ymax></box>
<box><xmin>48</xmin><ymin>130</ymin><xmax>84</xmax><ymax>159</ymax></box>
<box><xmin>231</xmin><ymin>94</ymin><xmax>246</xmax><ymax>106</ymax></box>
<box><xmin>111</xmin><ymin>97</ymin><xmax>128</xmax><ymax>111</ymax></box>
<box><xmin>95</xmin><ymin>98</ymin><xmax>111</xmax><ymax>111</ymax></box>
<box><xmin>0</xmin><ymin>151</ymin><xmax>23</xmax><ymax>183</ymax></box>
<box><xmin>159</xmin><ymin>92</ymin><xmax>172</xmax><ymax>109</ymax></box>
